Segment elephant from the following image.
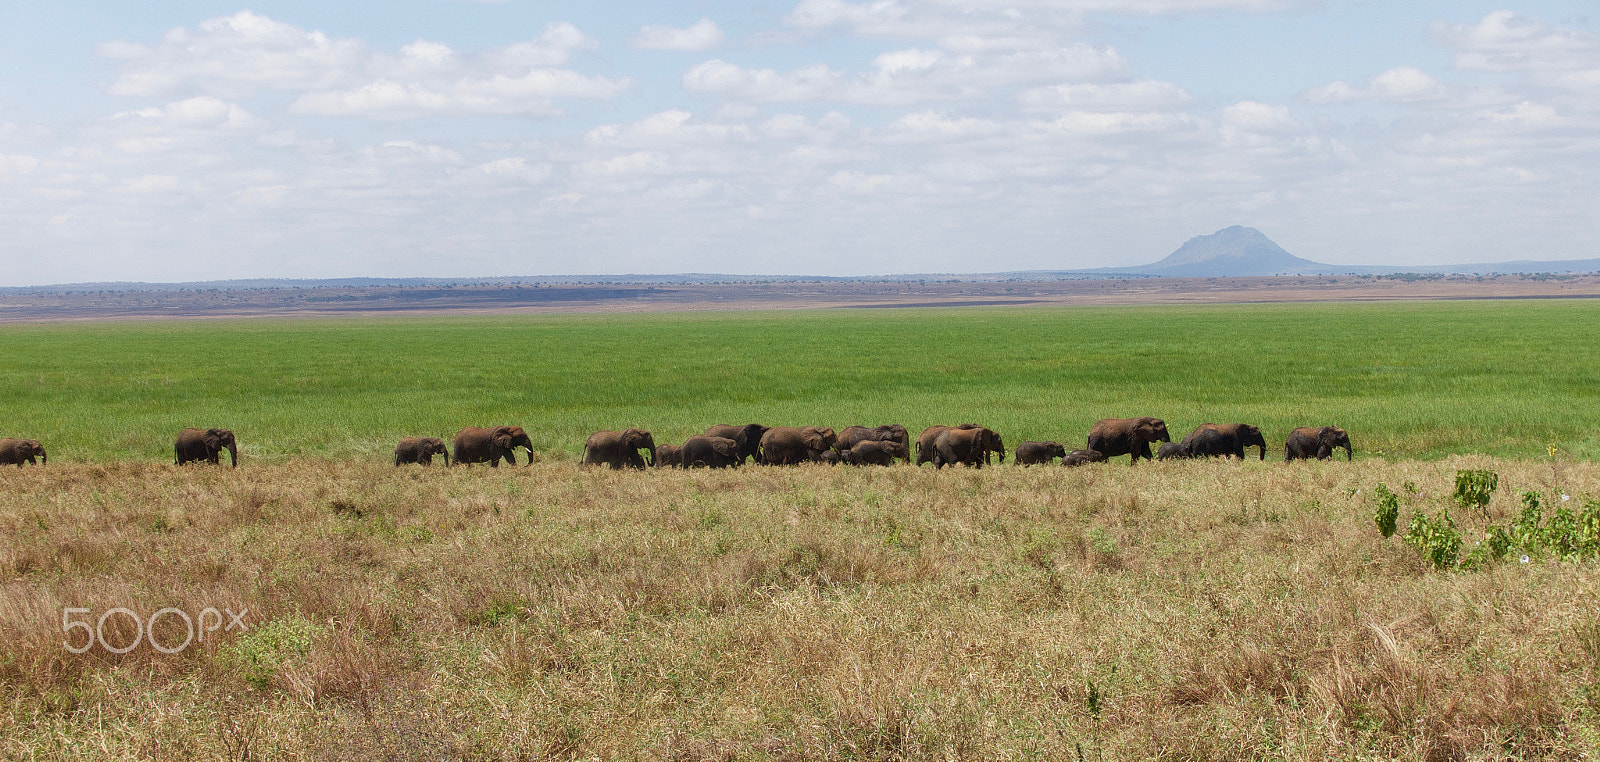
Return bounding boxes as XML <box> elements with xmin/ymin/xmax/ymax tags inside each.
<box><xmin>818</xmin><ymin>449</ymin><xmax>844</xmax><ymax>466</ymax></box>
<box><xmin>758</xmin><ymin>426</ymin><xmax>838</xmax><ymax>465</ymax></box>
<box><xmin>452</xmin><ymin>426</ymin><xmax>534</xmax><ymax>467</ymax></box>
<box><xmin>175</xmin><ymin>428</ymin><xmax>237</xmax><ymax>467</ymax></box>
<box><xmin>933</xmin><ymin>426</ymin><xmax>1005</xmax><ymax>468</ymax></box>
<box><xmin>394</xmin><ymin>436</ymin><xmax>450</xmax><ymax>466</ymax></box>
<box><xmin>1179</xmin><ymin>423</ymin><xmax>1266</xmax><ymax>460</ymax></box>
<box><xmin>1012</xmin><ymin>441</ymin><xmax>1067</xmax><ymax>466</ymax></box>
<box><xmin>681</xmin><ymin>436</ymin><xmax>742</xmax><ymax>468</ymax></box>
<box><xmin>915</xmin><ymin>424</ymin><xmax>981</xmax><ymax>466</ymax></box>
<box><xmin>654</xmin><ymin>444</ymin><xmax>683</xmax><ymax>469</ymax></box>
<box><xmin>0</xmin><ymin>438</ymin><xmax>47</xmax><ymax>466</ymax></box>
<box><xmin>1156</xmin><ymin>441</ymin><xmax>1191</xmax><ymax>460</ymax></box>
<box><xmin>1284</xmin><ymin>426</ymin><xmax>1352</xmax><ymax>461</ymax></box>
<box><xmin>582</xmin><ymin>428</ymin><xmax>656</xmax><ymax>469</ymax></box>
<box><xmin>835</xmin><ymin>425</ymin><xmax>910</xmax><ymax>462</ymax></box>
<box><xmin>1086</xmin><ymin>417</ymin><xmax>1171</xmax><ymax>463</ymax></box>
<box><xmin>1062</xmin><ymin>449</ymin><xmax>1107</xmax><ymax>467</ymax></box>
<box><xmin>704</xmin><ymin>424</ymin><xmax>769</xmax><ymax>465</ymax></box>
<box><xmin>842</xmin><ymin>440</ymin><xmax>907</xmax><ymax>466</ymax></box>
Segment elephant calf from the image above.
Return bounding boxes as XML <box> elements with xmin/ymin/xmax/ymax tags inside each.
<box><xmin>1156</xmin><ymin>442</ymin><xmax>1191</xmax><ymax>460</ymax></box>
<box><xmin>653</xmin><ymin>444</ymin><xmax>683</xmax><ymax>468</ymax></box>
<box><xmin>0</xmin><ymin>438</ymin><xmax>46</xmax><ymax>466</ymax></box>
<box><xmin>842</xmin><ymin>440</ymin><xmax>906</xmax><ymax>466</ymax></box>
<box><xmin>1062</xmin><ymin>449</ymin><xmax>1107</xmax><ymax>467</ymax></box>
<box><xmin>1012</xmin><ymin>441</ymin><xmax>1067</xmax><ymax>466</ymax></box>
<box><xmin>395</xmin><ymin>436</ymin><xmax>449</xmax><ymax>466</ymax></box>
<box><xmin>681</xmin><ymin>436</ymin><xmax>741</xmax><ymax>468</ymax></box>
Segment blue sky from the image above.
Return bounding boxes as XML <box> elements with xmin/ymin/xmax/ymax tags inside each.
<box><xmin>1</xmin><ymin>1</ymin><xmax>1597</xmax><ymax>285</ymax></box>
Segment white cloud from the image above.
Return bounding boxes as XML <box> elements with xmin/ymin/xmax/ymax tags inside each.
<box><xmin>1222</xmin><ymin>101</ymin><xmax>1302</xmax><ymax>133</ymax></box>
<box><xmin>630</xmin><ymin>18</ymin><xmax>724</xmax><ymax>51</ymax></box>
<box><xmin>1305</xmin><ymin>66</ymin><xmax>1450</xmax><ymax>104</ymax></box>
<box><xmin>100</xmin><ymin>11</ymin><xmax>368</xmax><ymax>98</ymax></box>
<box><xmin>1438</xmin><ymin>10</ymin><xmax>1599</xmax><ymax>74</ymax></box>
<box><xmin>686</xmin><ymin>44</ymin><xmax>1124</xmax><ymax>105</ymax></box>
<box><xmin>1020</xmin><ymin>80</ymin><xmax>1194</xmax><ymax>112</ymax></box>
<box><xmin>100</xmin><ymin>14</ymin><xmax>627</xmax><ymax>119</ymax></box>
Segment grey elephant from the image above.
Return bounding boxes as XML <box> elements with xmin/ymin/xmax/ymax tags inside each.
<box><xmin>654</xmin><ymin>444</ymin><xmax>683</xmax><ymax>468</ymax></box>
<box><xmin>1087</xmin><ymin>417</ymin><xmax>1171</xmax><ymax>463</ymax></box>
<box><xmin>681</xmin><ymin>435</ymin><xmax>742</xmax><ymax>468</ymax></box>
<box><xmin>452</xmin><ymin>426</ymin><xmax>534</xmax><ymax>466</ymax></box>
<box><xmin>703</xmin><ymin>424</ymin><xmax>770</xmax><ymax>465</ymax></box>
<box><xmin>1012</xmin><ymin>441</ymin><xmax>1066</xmax><ymax>466</ymax></box>
<box><xmin>757</xmin><ymin>426</ymin><xmax>837</xmax><ymax>465</ymax></box>
<box><xmin>582</xmin><ymin>428</ymin><xmax>656</xmax><ymax>469</ymax></box>
<box><xmin>915</xmin><ymin>424</ymin><xmax>981</xmax><ymax>466</ymax></box>
<box><xmin>1062</xmin><ymin>449</ymin><xmax>1107</xmax><ymax>467</ymax></box>
<box><xmin>394</xmin><ymin>436</ymin><xmax>450</xmax><ymax>466</ymax></box>
<box><xmin>1284</xmin><ymin>426</ymin><xmax>1352</xmax><ymax>461</ymax></box>
<box><xmin>175</xmin><ymin>428</ymin><xmax>237</xmax><ymax>467</ymax></box>
<box><xmin>0</xmin><ymin>438</ymin><xmax>47</xmax><ymax>466</ymax></box>
<box><xmin>933</xmin><ymin>426</ymin><xmax>1005</xmax><ymax>468</ymax></box>
<box><xmin>842</xmin><ymin>440</ymin><xmax>907</xmax><ymax>466</ymax></box>
<box><xmin>1179</xmin><ymin>423</ymin><xmax>1267</xmax><ymax>460</ymax></box>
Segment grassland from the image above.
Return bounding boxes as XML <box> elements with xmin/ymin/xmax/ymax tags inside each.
<box><xmin>3</xmin><ymin>299</ymin><xmax>1600</xmax><ymax>759</ymax></box>
<box><xmin>3</xmin><ymin>458</ymin><xmax>1599</xmax><ymax>759</ymax></box>
<box><xmin>2</xmin><ymin>299</ymin><xmax>1598</xmax><ymax>462</ymax></box>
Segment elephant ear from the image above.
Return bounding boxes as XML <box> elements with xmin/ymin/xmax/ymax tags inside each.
<box><xmin>714</xmin><ymin>439</ymin><xmax>737</xmax><ymax>456</ymax></box>
<box><xmin>802</xmin><ymin>429</ymin><xmax>825</xmax><ymax>451</ymax></box>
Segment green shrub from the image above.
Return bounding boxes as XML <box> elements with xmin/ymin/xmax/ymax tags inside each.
<box><xmin>1373</xmin><ymin>483</ymin><xmax>1399</xmax><ymax>539</ymax></box>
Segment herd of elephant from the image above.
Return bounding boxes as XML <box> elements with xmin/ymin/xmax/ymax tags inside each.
<box><xmin>579</xmin><ymin>418</ymin><xmax>1353</xmax><ymax>470</ymax></box>
<box><xmin>0</xmin><ymin>420</ymin><xmax>1353</xmax><ymax>471</ymax></box>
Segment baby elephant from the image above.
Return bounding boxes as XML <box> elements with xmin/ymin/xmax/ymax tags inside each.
<box><xmin>0</xmin><ymin>438</ymin><xmax>47</xmax><ymax>466</ymax></box>
<box><xmin>1061</xmin><ymin>449</ymin><xmax>1107</xmax><ymax>467</ymax></box>
<box><xmin>1012</xmin><ymin>441</ymin><xmax>1067</xmax><ymax>466</ymax></box>
<box><xmin>654</xmin><ymin>444</ymin><xmax>683</xmax><ymax>468</ymax></box>
<box><xmin>395</xmin><ymin>436</ymin><xmax>450</xmax><ymax>466</ymax></box>
<box><xmin>842</xmin><ymin>440</ymin><xmax>907</xmax><ymax>466</ymax></box>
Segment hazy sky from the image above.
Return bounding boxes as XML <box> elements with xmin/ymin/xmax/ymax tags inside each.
<box><xmin>1</xmin><ymin>1</ymin><xmax>1597</xmax><ymax>285</ymax></box>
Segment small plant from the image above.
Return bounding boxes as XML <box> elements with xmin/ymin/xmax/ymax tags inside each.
<box><xmin>217</xmin><ymin>615</ymin><xmax>322</xmax><ymax>691</ymax></box>
<box><xmin>1454</xmin><ymin>469</ymin><xmax>1499</xmax><ymax>516</ymax></box>
<box><xmin>1373</xmin><ymin>483</ymin><xmax>1399</xmax><ymax>539</ymax></box>
<box><xmin>1403</xmin><ymin>508</ymin><xmax>1461</xmax><ymax>571</ymax></box>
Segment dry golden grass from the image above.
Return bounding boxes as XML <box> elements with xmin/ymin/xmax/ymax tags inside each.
<box><xmin>3</xmin><ymin>457</ymin><xmax>1599</xmax><ymax>760</ymax></box>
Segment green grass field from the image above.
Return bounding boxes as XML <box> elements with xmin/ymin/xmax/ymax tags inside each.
<box><xmin>3</xmin><ymin>299</ymin><xmax>1597</xmax><ymax>463</ymax></box>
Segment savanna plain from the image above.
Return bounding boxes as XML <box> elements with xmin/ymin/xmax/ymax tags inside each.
<box><xmin>3</xmin><ymin>300</ymin><xmax>1600</xmax><ymax>760</ymax></box>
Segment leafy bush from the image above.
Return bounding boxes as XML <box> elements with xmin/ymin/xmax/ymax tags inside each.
<box><xmin>1373</xmin><ymin>483</ymin><xmax>1399</xmax><ymax>539</ymax></box>
<box><xmin>1454</xmin><ymin>469</ymin><xmax>1499</xmax><ymax>514</ymax></box>
<box><xmin>1378</xmin><ymin>472</ymin><xmax>1600</xmax><ymax>571</ymax></box>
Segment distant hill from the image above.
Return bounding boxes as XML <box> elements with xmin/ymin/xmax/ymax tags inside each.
<box><xmin>1123</xmin><ymin>225</ymin><xmax>1329</xmax><ymax>277</ymax></box>
<box><xmin>1058</xmin><ymin>225</ymin><xmax>1600</xmax><ymax>278</ymax></box>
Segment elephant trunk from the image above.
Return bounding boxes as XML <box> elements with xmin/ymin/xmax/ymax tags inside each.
<box><xmin>40</xmin><ymin>452</ymin><xmax>47</xmax><ymax>465</ymax></box>
<box><xmin>442</xmin><ymin>449</ymin><xmax>450</xmax><ymax>467</ymax></box>
<box><xmin>227</xmin><ymin>444</ymin><xmax>238</xmax><ymax>467</ymax></box>
<box><xmin>1344</xmin><ymin>444</ymin><xmax>1353</xmax><ymax>461</ymax></box>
